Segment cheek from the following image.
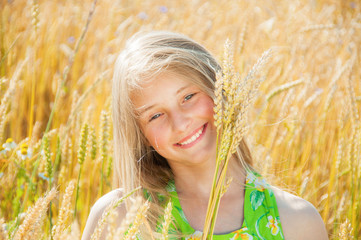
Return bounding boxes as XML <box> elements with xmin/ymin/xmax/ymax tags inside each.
<box><xmin>143</xmin><ymin>124</ymin><xmax>169</xmax><ymax>150</ymax></box>
<box><xmin>197</xmin><ymin>96</ymin><xmax>215</xmax><ymax>119</ymax></box>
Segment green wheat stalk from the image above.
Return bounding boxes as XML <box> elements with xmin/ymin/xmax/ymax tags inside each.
<box><xmin>74</xmin><ymin>123</ymin><xmax>89</xmax><ymax>218</ymax></box>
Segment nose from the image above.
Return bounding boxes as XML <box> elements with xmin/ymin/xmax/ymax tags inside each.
<box><xmin>170</xmin><ymin>108</ymin><xmax>192</xmax><ymax>133</ymax></box>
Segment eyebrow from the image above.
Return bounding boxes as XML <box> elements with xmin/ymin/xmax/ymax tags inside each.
<box><xmin>136</xmin><ymin>84</ymin><xmax>192</xmax><ymax>117</ymax></box>
<box><xmin>136</xmin><ymin>105</ymin><xmax>155</xmax><ymax>117</ymax></box>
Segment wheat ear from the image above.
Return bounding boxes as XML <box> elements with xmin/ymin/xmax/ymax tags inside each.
<box><xmin>266</xmin><ymin>78</ymin><xmax>304</xmax><ymax>102</ymax></box>
<box><xmin>52</xmin><ymin>180</ymin><xmax>76</xmax><ymax>240</ymax></box>
<box><xmin>0</xmin><ymin>218</ymin><xmax>9</xmax><ymax>240</ymax></box>
<box><xmin>90</xmin><ymin>187</ymin><xmax>140</xmax><ymax>240</ymax></box>
<box><xmin>123</xmin><ymin>201</ymin><xmax>150</xmax><ymax>240</ymax></box>
<box><xmin>105</xmin><ymin>207</ymin><xmax>119</xmax><ymax>240</ymax></box>
<box><xmin>339</xmin><ymin>218</ymin><xmax>354</xmax><ymax>239</ymax></box>
<box><xmin>74</xmin><ymin>123</ymin><xmax>89</xmax><ymax>217</ymax></box>
<box><xmin>99</xmin><ymin>110</ymin><xmax>110</xmax><ymax>195</ymax></box>
<box><xmin>300</xmin><ymin>24</ymin><xmax>336</xmax><ymax>33</ymax></box>
<box><xmin>202</xmin><ymin>44</ymin><xmax>272</xmax><ymax>239</ymax></box>
<box><xmin>0</xmin><ymin>58</ymin><xmax>28</xmax><ymax>143</ymax></box>
<box><xmin>13</xmin><ymin>188</ymin><xmax>57</xmax><ymax>240</ymax></box>
<box><xmin>114</xmin><ymin>197</ymin><xmax>142</xmax><ymax>237</ymax></box>
<box><xmin>160</xmin><ymin>200</ymin><xmax>173</xmax><ymax>240</ymax></box>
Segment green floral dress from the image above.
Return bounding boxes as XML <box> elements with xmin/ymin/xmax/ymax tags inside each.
<box><xmin>165</xmin><ymin>171</ymin><xmax>285</xmax><ymax>240</ymax></box>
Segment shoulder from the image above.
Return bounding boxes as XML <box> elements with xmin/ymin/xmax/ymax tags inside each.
<box><xmin>81</xmin><ymin>188</ymin><xmax>127</xmax><ymax>240</ymax></box>
<box><xmin>271</xmin><ymin>186</ymin><xmax>329</xmax><ymax>240</ymax></box>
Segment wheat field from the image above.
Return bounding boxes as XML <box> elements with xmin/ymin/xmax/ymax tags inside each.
<box><xmin>0</xmin><ymin>0</ymin><xmax>360</xmax><ymax>239</ymax></box>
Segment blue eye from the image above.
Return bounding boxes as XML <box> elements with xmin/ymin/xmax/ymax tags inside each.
<box><xmin>184</xmin><ymin>93</ymin><xmax>196</xmax><ymax>101</ymax></box>
<box><xmin>149</xmin><ymin>113</ymin><xmax>162</xmax><ymax>122</ymax></box>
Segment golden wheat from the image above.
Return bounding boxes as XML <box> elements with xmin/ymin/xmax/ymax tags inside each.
<box><xmin>0</xmin><ymin>0</ymin><xmax>360</xmax><ymax>239</ymax></box>
<box><xmin>339</xmin><ymin>218</ymin><xmax>354</xmax><ymax>240</ymax></box>
<box><xmin>115</xmin><ymin>197</ymin><xmax>142</xmax><ymax>238</ymax></box>
<box><xmin>13</xmin><ymin>188</ymin><xmax>57</xmax><ymax>240</ymax></box>
<box><xmin>123</xmin><ymin>201</ymin><xmax>150</xmax><ymax>240</ymax></box>
<box><xmin>52</xmin><ymin>180</ymin><xmax>76</xmax><ymax>240</ymax></box>
<box><xmin>0</xmin><ymin>218</ymin><xmax>8</xmax><ymax>240</ymax></box>
<box><xmin>160</xmin><ymin>200</ymin><xmax>173</xmax><ymax>240</ymax></box>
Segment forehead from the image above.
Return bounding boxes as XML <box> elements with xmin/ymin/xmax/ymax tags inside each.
<box><xmin>131</xmin><ymin>71</ymin><xmax>197</xmax><ymax>110</ymax></box>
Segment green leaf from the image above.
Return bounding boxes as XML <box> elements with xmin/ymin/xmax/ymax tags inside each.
<box><xmin>255</xmin><ymin>213</ymin><xmax>267</xmax><ymax>240</ymax></box>
<box><xmin>250</xmin><ymin>190</ymin><xmax>265</xmax><ymax>211</ymax></box>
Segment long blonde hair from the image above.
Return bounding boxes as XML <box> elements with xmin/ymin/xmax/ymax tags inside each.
<box><xmin>112</xmin><ymin>30</ymin><xmax>253</xmax><ymax>223</ymax></box>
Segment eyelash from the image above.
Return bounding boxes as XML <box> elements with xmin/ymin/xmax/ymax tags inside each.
<box><xmin>184</xmin><ymin>93</ymin><xmax>196</xmax><ymax>101</ymax></box>
<box><xmin>149</xmin><ymin>113</ymin><xmax>162</xmax><ymax>122</ymax></box>
<box><xmin>148</xmin><ymin>93</ymin><xmax>197</xmax><ymax>122</ymax></box>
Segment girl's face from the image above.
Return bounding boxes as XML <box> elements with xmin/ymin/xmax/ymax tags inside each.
<box><xmin>132</xmin><ymin>71</ymin><xmax>217</xmax><ymax>168</ymax></box>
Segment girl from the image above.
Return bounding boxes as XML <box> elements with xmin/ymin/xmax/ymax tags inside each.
<box><xmin>82</xmin><ymin>31</ymin><xmax>328</xmax><ymax>240</ymax></box>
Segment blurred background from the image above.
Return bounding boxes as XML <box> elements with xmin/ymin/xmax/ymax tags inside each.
<box><xmin>0</xmin><ymin>0</ymin><xmax>360</xmax><ymax>239</ymax></box>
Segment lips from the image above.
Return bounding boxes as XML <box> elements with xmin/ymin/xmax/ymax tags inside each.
<box><xmin>174</xmin><ymin>123</ymin><xmax>207</xmax><ymax>148</ymax></box>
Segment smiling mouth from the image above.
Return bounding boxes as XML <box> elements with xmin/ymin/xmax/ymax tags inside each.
<box><xmin>174</xmin><ymin>123</ymin><xmax>207</xmax><ymax>147</ymax></box>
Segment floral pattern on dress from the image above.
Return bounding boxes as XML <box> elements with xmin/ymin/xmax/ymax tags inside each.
<box><xmin>246</xmin><ymin>172</ymin><xmax>271</xmax><ymax>211</ymax></box>
<box><xmin>266</xmin><ymin>216</ymin><xmax>280</xmax><ymax>236</ymax></box>
<box><xmin>186</xmin><ymin>228</ymin><xmax>254</xmax><ymax>240</ymax></box>
<box><xmin>246</xmin><ymin>172</ymin><xmax>268</xmax><ymax>192</ymax></box>
<box><xmin>185</xmin><ymin>231</ymin><xmax>202</xmax><ymax>240</ymax></box>
<box><xmin>232</xmin><ymin>227</ymin><xmax>253</xmax><ymax>240</ymax></box>
<box><xmin>166</xmin><ymin>171</ymin><xmax>284</xmax><ymax>240</ymax></box>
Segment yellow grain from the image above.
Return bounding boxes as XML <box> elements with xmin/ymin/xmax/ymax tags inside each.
<box><xmin>0</xmin><ymin>218</ymin><xmax>8</xmax><ymax>240</ymax></box>
<box><xmin>116</xmin><ymin>197</ymin><xmax>142</xmax><ymax>237</ymax></box>
<box><xmin>160</xmin><ymin>200</ymin><xmax>173</xmax><ymax>240</ymax></box>
<box><xmin>52</xmin><ymin>180</ymin><xmax>76</xmax><ymax>240</ymax></box>
<box><xmin>14</xmin><ymin>188</ymin><xmax>57</xmax><ymax>240</ymax></box>
<box><xmin>300</xmin><ymin>24</ymin><xmax>336</xmax><ymax>33</ymax></box>
<box><xmin>266</xmin><ymin>78</ymin><xmax>304</xmax><ymax>102</ymax></box>
<box><xmin>123</xmin><ymin>201</ymin><xmax>150</xmax><ymax>240</ymax></box>
<box><xmin>339</xmin><ymin>218</ymin><xmax>354</xmax><ymax>239</ymax></box>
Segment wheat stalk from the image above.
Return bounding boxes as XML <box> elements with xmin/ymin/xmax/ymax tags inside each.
<box><xmin>0</xmin><ymin>218</ymin><xmax>8</xmax><ymax>240</ymax></box>
<box><xmin>123</xmin><ymin>201</ymin><xmax>150</xmax><ymax>240</ymax></box>
<box><xmin>160</xmin><ymin>200</ymin><xmax>173</xmax><ymax>240</ymax></box>
<box><xmin>300</xmin><ymin>24</ymin><xmax>336</xmax><ymax>33</ymax></box>
<box><xmin>90</xmin><ymin>187</ymin><xmax>140</xmax><ymax>240</ymax></box>
<box><xmin>238</xmin><ymin>20</ymin><xmax>248</xmax><ymax>55</ymax></box>
<box><xmin>323</xmin><ymin>58</ymin><xmax>353</xmax><ymax>112</ymax></box>
<box><xmin>13</xmin><ymin>188</ymin><xmax>57</xmax><ymax>240</ymax></box>
<box><xmin>99</xmin><ymin>110</ymin><xmax>110</xmax><ymax>195</ymax></box>
<box><xmin>74</xmin><ymin>122</ymin><xmax>89</xmax><ymax>218</ymax></box>
<box><xmin>90</xmin><ymin>125</ymin><xmax>97</xmax><ymax>161</ymax></box>
<box><xmin>266</xmin><ymin>78</ymin><xmax>304</xmax><ymax>102</ymax></box>
<box><xmin>213</xmin><ymin>71</ymin><xmax>224</xmax><ymax>131</ymax></box>
<box><xmin>32</xmin><ymin>128</ymin><xmax>58</xmax><ymax>152</ymax></box>
<box><xmin>43</xmin><ymin>134</ymin><xmax>53</xmax><ymax>187</ymax></box>
<box><xmin>66</xmin><ymin>70</ymin><xmax>110</xmax><ymax>130</ymax></box>
<box><xmin>112</xmin><ymin>196</ymin><xmax>142</xmax><ymax>238</ymax></box>
<box><xmin>339</xmin><ymin>218</ymin><xmax>354</xmax><ymax>239</ymax></box>
<box><xmin>29</xmin><ymin>121</ymin><xmax>42</xmax><ymax>147</ymax></box>
<box><xmin>105</xmin><ymin>207</ymin><xmax>119</xmax><ymax>240</ymax></box>
<box><xmin>0</xmin><ymin>58</ymin><xmax>28</xmax><ymax>143</ymax></box>
<box><xmin>66</xmin><ymin>220</ymin><xmax>81</xmax><ymax>240</ymax></box>
<box><xmin>0</xmin><ymin>34</ymin><xmax>20</xmax><ymax>66</ymax></box>
<box><xmin>202</xmin><ymin>41</ymin><xmax>272</xmax><ymax>239</ymax></box>
<box><xmin>52</xmin><ymin>180</ymin><xmax>76</xmax><ymax>240</ymax></box>
<box><xmin>16</xmin><ymin>0</ymin><xmax>98</xmax><ymax>226</ymax></box>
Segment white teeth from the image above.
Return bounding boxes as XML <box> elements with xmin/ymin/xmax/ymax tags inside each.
<box><xmin>179</xmin><ymin>127</ymin><xmax>203</xmax><ymax>145</ymax></box>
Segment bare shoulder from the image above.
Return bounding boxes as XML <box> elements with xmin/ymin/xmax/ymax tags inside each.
<box><xmin>81</xmin><ymin>188</ymin><xmax>127</xmax><ymax>240</ymax></box>
<box><xmin>271</xmin><ymin>186</ymin><xmax>328</xmax><ymax>240</ymax></box>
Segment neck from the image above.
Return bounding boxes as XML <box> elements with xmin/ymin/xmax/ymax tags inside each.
<box><xmin>170</xmin><ymin>157</ymin><xmax>246</xmax><ymax>199</ymax></box>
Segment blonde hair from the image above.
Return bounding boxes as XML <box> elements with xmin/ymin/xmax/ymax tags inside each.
<box><xmin>112</xmin><ymin>30</ymin><xmax>253</xmax><ymax>226</ymax></box>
